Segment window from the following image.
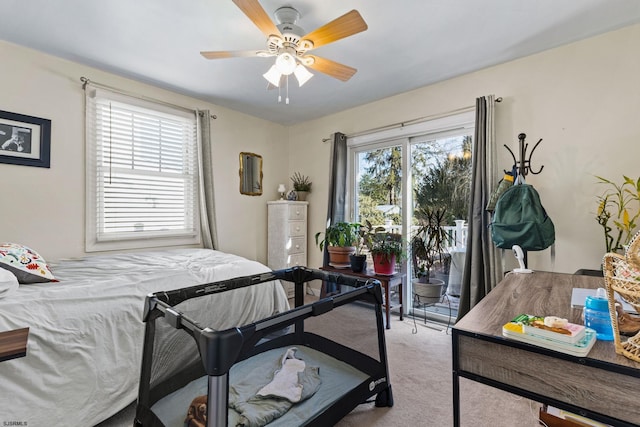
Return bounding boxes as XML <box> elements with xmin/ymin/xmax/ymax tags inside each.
<box><xmin>85</xmin><ymin>88</ymin><xmax>200</xmax><ymax>251</ymax></box>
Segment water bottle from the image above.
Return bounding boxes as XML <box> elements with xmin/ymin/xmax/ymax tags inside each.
<box><xmin>584</xmin><ymin>288</ymin><xmax>614</xmax><ymax>341</ymax></box>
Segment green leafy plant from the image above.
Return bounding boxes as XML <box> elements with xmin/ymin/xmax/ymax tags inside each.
<box><xmin>596</xmin><ymin>175</ymin><xmax>640</xmax><ymax>253</ymax></box>
<box><xmin>314</xmin><ymin>222</ymin><xmax>359</xmax><ymax>251</ymax></box>
<box><xmin>353</xmin><ymin>220</ymin><xmax>385</xmax><ymax>256</ymax></box>
<box><xmin>368</xmin><ymin>232</ymin><xmax>404</xmax><ymax>265</ymax></box>
<box><xmin>291</xmin><ymin>172</ymin><xmax>312</xmax><ymax>192</ymax></box>
<box><xmin>410</xmin><ymin>206</ymin><xmax>450</xmax><ymax>281</ymax></box>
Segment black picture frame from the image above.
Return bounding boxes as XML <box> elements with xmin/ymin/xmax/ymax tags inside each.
<box><xmin>0</xmin><ymin>110</ymin><xmax>51</xmax><ymax>168</ymax></box>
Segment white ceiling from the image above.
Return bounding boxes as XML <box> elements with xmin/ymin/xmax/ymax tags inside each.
<box><xmin>2</xmin><ymin>0</ymin><xmax>639</xmax><ymax>125</ymax></box>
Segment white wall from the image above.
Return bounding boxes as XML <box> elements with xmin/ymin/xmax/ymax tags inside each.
<box><xmin>2</xmin><ymin>23</ymin><xmax>639</xmax><ymax>274</ymax></box>
<box><xmin>290</xmin><ymin>23</ymin><xmax>640</xmax><ymax>274</ymax></box>
<box><xmin>0</xmin><ymin>40</ymin><xmax>289</xmax><ymax>264</ymax></box>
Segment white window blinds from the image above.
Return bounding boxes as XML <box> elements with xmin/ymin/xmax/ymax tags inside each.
<box><xmin>85</xmin><ymin>88</ymin><xmax>200</xmax><ymax>251</ymax></box>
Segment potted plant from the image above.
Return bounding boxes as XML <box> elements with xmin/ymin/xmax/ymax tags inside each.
<box><xmin>290</xmin><ymin>172</ymin><xmax>312</xmax><ymax>201</ymax></box>
<box><xmin>595</xmin><ymin>175</ymin><xmax>640</xmax><ymax>254</ymax></box>
<box><xmin>410</xmin><ymin>207</ymin><xmax>450</xmax><ymax>303</ymax></box>
<box><xmin>368</xmin><ymin>231</ymin><xmax>404</xmax><ymax>275</ymax></box>
<box><xmin>315</xmin><ymin>222</ymin><xmax>359</xmax><ymax>268</ymax></box>
<box><xmin>349</xmin><ymin>220</ymin><xmax>385</xmax><ymax>273</ymax></box>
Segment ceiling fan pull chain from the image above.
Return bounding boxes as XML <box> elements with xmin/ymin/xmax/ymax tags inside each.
<box><xmin>286</xmin><ymin>75</ymin><xmax>290</xmax><ymax>105</ymax></box>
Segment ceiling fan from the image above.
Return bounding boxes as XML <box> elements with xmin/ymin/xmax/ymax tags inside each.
<box><xmin>201</xmin><ymin>0</ymin><xmax>368</xmax><ymax>95</ymax></box>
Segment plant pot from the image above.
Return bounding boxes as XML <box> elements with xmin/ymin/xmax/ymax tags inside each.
<box><xmin>412</xmin><ymin>278</ymin><xmax>445</xmax><ymax>304</ymax></box>
<box><xmin>327</xmin><ymin>246</ymin><xmax>356</xmax><ymax>268</ymax></box>
<box><xmin>295</xmin><ymin>190</ymin><xmax>309</xmax><ymax>201</ymax></box>
<box><xmin>372</xmin><ymin>253</ymin><xmax>396</xmax><ymax>275</ymax></box>
<box><xmin>349</xmin><ymin>254</ymin><xmax>367</xmax><ymax>273</ymax></box>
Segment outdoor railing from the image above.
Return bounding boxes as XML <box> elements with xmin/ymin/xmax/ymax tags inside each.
<box><xmin>376</xmin><ymin>220</ymin><xmax>467</xmax><ymax>251</ymax></box>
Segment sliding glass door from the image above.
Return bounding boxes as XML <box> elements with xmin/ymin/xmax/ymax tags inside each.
<box><xmin>410</xmin><ymin>133</ymin><xmax>472</xmax><ymax>301</ymax></box>
<box><xmin>347</xmin><ymin>112</ymin><xmax>474</xmax><ymax>321</ymax></box>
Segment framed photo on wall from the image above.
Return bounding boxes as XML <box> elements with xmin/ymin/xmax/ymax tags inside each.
<box><xmin>0</xmin><ymin>110</ymin><xmax>51</xmax><ymax>168</ymax></box>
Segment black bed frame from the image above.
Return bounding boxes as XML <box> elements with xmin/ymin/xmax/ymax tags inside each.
<box><xmin>134</xmin><ymin>266</ymin><xmax>394</xmax><ymax>427</ymax></box>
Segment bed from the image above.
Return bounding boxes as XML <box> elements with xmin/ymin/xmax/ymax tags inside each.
<box><xmin>0</xmin><ymin>247</ymin><xmax>290</xmax><ymax>427</ymax></box>
<box><xmin>135</xmin><ymin>267</ymin><xmax>394</xmax><ymax>427</ymax></box>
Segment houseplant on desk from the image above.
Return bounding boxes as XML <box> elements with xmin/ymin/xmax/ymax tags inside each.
<box><xmin>410</xmin><ymin>207</ymin><xmax>450</xmax><ymax>303</ymax></box>
<box><xmin>315</xmin><ymin>222</ymin><xmax>359</xmax><ymax>268</ymax></box>
<box><xmin>595</xmin><ymin>175</ymin><xmax>640</xmax><ymax>254</ymax></box>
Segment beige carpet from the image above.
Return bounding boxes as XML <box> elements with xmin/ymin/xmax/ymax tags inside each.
<box><xmin>335</xmin><ymin>318</ymin><xmax>542</xmax><ymax>426</ymax></box>
<box><xmin>100</xmin><ymin>316</ymin><xmax>542</xmax><ymax>427</ymax></box>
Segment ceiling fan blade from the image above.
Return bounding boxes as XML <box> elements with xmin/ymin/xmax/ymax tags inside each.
<box><xmin>200</xmin><ymin>50</ymin><xmax>265</xmax><ymax>59</ymax></box>
<box><xmin>304</xmin><ymin>56</ymin><xmax>357</xmax><ymax>82</ymax></box>
<box><xmin>301</xmin><ymin>10</ymin><xmax>367</xmax><ymax>49</ymax></box>
<box><xmin>232</xmin><ymin>0</ymin><xmax>281</xmax><ymax>38</ymax></box>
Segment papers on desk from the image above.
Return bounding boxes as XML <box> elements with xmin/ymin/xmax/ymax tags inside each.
<box><xmin>571</xmin><ymin>288</ymin><xmax>635</xmax><ymax>313</ymax></box>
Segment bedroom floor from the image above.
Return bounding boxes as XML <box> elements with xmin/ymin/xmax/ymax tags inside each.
<box><xmin>306</xmin><ymin>284</ymin><xmax>458</xmax><ymax>329</ymax></box>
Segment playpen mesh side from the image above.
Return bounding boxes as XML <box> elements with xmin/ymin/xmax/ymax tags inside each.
<box><xmin>140</xmin><ymin>271</ymin><xmax>385</xmax><ymax>415</ymax></box>
<box><xmin>302</xmin><ymin>277</ymin><xmax>382</xmax><ymax>362</ymax></box>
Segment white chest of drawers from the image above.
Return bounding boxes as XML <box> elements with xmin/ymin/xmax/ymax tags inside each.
<box><xmin>267</xmin><ymin>201</ymin><xmax>308</xmax><ymax>298</ymax></box>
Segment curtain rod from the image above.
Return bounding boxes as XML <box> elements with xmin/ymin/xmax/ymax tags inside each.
<box><xmin>80</xmin><ymin>77</ymin><xmax>217</xmax><ymax>119</ymax></box>
<box><xmin>322</xmin><ymin>96</ymin><xmax>502</xmax><ymax>142</ymax></box>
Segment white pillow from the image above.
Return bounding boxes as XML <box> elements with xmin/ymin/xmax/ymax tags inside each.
<box><xmin>0</xmin><ymin>242</ymin><xmax>56</xmax><ymax>284</ymax></box>
<box><xmin>0</xmin><ymin>268</ymin><xmax>19</xmax><ymax>299</ymax></box>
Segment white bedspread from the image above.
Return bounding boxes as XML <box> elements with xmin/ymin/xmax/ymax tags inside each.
<box><xmin>0</xmin><ymin>248</ymin><xmax>289</xmax><ymax>427</ymax></box>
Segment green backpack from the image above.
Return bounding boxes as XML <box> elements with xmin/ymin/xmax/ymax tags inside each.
<box><xmin>490</xmin><ymin>183</ymin><xmax>555</xmax><ymax>251</ymax></box>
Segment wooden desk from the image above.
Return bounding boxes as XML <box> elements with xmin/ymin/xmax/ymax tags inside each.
<box><xmin>0</xmin><ymin>327</ymin><xmax>29</xmax><ymax>362</ymax></box>
<box><xmin>320</xmin><ymin>266</ymin><xmax>404</xmax><ymax>329</ymax></box>
<box><xmin>452</xmin><ymin>272</ymin><xmax>640</xmax><ymax>427</ymax></box>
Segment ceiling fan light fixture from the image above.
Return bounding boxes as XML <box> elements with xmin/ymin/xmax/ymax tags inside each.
<box><xmin>293</xmin><ymin>63</ymin><xmax>313</xmax><ymax>87</ymax></box>
<box><xmin>263</xmin><ymin>65</ymin><xmax>282</xmax><ymax>87</ymax></box>
<box><xmin>275</xmin><ymin>52</ymin><xmax>297</xmax><ymax>75</ymax></box>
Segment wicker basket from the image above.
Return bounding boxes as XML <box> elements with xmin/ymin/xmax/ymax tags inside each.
<box><xmin>603</xmin><ymin>230</ymin><xmax>640</xmax><ymax>362</ymax></box>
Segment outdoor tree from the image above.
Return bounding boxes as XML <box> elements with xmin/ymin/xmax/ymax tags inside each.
<box><xmin>356</xmin><ymin>138</ymin><xmax>471</xmax><ymax>227</ymax></box>
<box><xmin>363</xmin><ymin>147</ymin><xmax>403</xmax><ymax>206</ymax></box>
<box><xmin>414</xmin><ymin>136</ymin><xmax>472</xmax><ymax>224</ymax></box>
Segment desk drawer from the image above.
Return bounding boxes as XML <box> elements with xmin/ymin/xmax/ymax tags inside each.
<box><xmin>456</xmin><ymin>335</ymin><xmax>640</xmax><ymax>423</ymax></box>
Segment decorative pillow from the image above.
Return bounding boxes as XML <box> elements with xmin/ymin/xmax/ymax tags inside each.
<box><xmin>0</xmin><ymin>243</ymin><xmax>56</xmax><ymax>284</ymax></box>
<box><xmin>0</xmin><ymin>268</ymin><xmax>19</xmax><ymax>298</ymax></box>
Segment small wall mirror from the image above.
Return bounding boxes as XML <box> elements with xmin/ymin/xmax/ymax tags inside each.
<box><xmin>239</xmin><ymin>152</ymin><xmax>263</xmax><ymax>196</ymax></box>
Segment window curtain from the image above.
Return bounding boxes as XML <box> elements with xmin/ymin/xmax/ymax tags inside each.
<box><xmin>457</xmin><ymin>95</ymin><xmax>502</xmax><ymax>320</ymax></box>
<box><xmin>197</xmin><ymin>110</ymin><xmax>218</xmax><ymax>249</ymax></box>
<box><xmin>322</xmin><ymin>131</ymin><xmax>347</xmax><ymax>269</ymax></box>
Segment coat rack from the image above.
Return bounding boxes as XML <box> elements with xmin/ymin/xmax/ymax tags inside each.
<box><xmin>504</xmin><ymin>133</ymin><xmax>544</xmax><ymax>178</ymax></box>
<box><xmin>501</xmin><ymin>133</ymin><xmax>546</xmax><ymax>269</ymax></box>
